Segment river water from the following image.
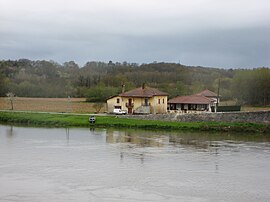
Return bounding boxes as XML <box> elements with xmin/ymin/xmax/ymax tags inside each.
<box><xmin>0</xmin><ymin>125</ymin><xmax>270</xmax><ymax>202</ymax></box>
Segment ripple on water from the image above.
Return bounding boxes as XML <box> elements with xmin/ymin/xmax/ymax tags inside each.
<box><xmin>1</xmin><ymin>125</ymin><xmax>270</xmax><ymax>202</ymax></box>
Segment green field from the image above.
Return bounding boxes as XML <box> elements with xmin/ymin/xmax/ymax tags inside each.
<box><xmin>0</xmin><ymin>111</ymin><xmax>269</xmax><ymax>133</ymax></box>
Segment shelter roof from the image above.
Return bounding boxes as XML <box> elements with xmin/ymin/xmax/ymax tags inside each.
<box><xmin>196</xmin><ymin>89</ymin><xmax>218</xmax><ymax>97</ymax></box>
<box><xmin>119</xmin><ymin>86</ymin><xmax>168</xmax><ymax>98</ymax></box>
<box><xmin>168</xmin><ymin>95</ymin><xmax>213</xmax><ymax>104</ymax></box>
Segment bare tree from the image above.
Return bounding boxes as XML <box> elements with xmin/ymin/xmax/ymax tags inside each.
<box><xmin>93</xmin><ymin>103</ymin><xmax>104</xmax><ymax>113</ymax></box>
<box><xmin>6</xmin><ymin>92</ymin><xmax>15</xmax><ymax>110</ymax></box>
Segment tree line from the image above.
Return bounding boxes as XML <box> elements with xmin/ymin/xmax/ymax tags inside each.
<box><xmin>0</xmin><ymin>59</ymin><xmax>269</xmax><ymax>106</ymax></box>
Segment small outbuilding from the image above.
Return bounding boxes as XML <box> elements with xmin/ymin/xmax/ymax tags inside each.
<box><xmin>168</xmin><ymin>89</ymin><xmax>219</xmax><ymax>113</ymax></box>
<box><xmin>195</xmin><ymin>89</ymin><xmax>220</xmax><ymax>104</ymax></box>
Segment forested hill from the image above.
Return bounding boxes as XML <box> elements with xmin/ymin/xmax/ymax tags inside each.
<box><xmin>0</xmin><ymin>59</ymin><xmax>269</xmax><ymax>105</ymax></box>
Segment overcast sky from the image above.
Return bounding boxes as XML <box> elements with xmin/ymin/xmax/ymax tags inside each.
<box><xmin>0</xmin><ymin>0</ymin><xmax>269</xmax><ymax>68</ymax></box>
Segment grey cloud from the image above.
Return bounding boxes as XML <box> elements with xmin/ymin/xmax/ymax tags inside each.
<box><xmin>0</xmin><ymin>0</ymin><xmax>269</xmax><ymax>68</ymax></box>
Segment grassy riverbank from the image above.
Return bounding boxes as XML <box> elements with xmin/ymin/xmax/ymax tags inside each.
<box><xmin>0</xmin><ymin>111</ymin><xmax>269</xmax><ymax>133</ymax></box>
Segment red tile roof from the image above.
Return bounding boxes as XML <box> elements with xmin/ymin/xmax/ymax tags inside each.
<box><xmin>119</xmin><ymin>86</ymin><xmax>168</xmax><ymax>98</ymax></box>
<box><xmin>168</xmin><ymin>95</ymin><xmax>213</xmax><ymax>104</ymax></box>
<box><xmin>196</xmin><ymin>89</ymin><xmax>218</xmax><ymax>97</ymax></box>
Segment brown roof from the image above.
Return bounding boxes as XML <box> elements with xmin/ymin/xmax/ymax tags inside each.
<box><xmin>119</xmin><ymin>86</ymin><xmax>168</xmax><ymax>98</ymax></box>
<box><xmin>196</xmin><ymin>89</ymin><xmax>218</xmax><ymax>97</ymax></box>
<box><xmin>168</xmin><ymin>95</ymin><xmax>213</xmax><ymax>104</ymax></box>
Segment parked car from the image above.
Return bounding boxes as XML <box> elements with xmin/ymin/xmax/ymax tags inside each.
<box><xmin>113</xmin><ymin>108</ymin><xmax>127</xmax><ymax>115</ymax></box>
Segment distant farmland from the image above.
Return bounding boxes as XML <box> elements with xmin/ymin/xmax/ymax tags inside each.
<box><xmin>0</xmin><ymin>97</ymin><xmax>106</xmax><ymax>114</ymax></box>
<box><xmin>0</xmin><ymin>97</ymin><xmax>269</xmax><ymax>114</ymax></box>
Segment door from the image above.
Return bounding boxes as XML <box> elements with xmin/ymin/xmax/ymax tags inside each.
<box><xmin>128</xmin><ymin>98</ymin><xmax>133</xmax><ymax>114</ymax></box>
<box><xmin>128</xmin><ymin>98</ymin><xmax>132</xmax><ymax>106</ymax></box>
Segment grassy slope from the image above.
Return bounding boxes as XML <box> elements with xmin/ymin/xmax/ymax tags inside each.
<box><xmin>0</xmin><ymin>111</ymin><xmax>269</xmax><ymax>133</ymax></box>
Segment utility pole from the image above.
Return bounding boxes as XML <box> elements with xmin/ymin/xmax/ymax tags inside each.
<box><xmin>217</xmin><ymin>78</ymin><xmax>220</xmax><ymax>107</ymax></box>
<box><xmin>67</xmin><ymin>96</ymin><xmax>71</xmax><ymax>113</ymax></box>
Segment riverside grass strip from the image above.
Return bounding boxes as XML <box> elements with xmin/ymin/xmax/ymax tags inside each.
<box><xmin>0</xmin><ymin>111</ymin><xmax>269</xmax><ymax>133</ymax></box>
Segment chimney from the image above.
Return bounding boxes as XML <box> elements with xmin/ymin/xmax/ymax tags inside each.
<box><xmin>122</xmin><ymin>84</ymin><xmax>125</xmax><ymax>93</ymax></box>
<box><xmin>142</xmin><ymin>83</ymin><xmax>145</xmax><ymax>89</ymax></box>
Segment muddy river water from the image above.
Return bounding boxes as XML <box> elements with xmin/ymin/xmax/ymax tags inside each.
<box><xmin>0</xmin><ymin>125</ymin><xmax>270</xmax><ymax>201</ymax></box>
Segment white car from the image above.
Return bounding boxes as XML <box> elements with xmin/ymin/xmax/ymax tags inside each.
<box><xmin>113</xmin><ymin>108</ymin><xmax>127</xmax><ymax>115</ymax></box>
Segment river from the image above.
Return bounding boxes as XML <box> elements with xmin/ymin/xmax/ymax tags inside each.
<box><xmin>0</xmin><ymin>124</ymin><xmax>270</xmax><ymax>201</ymax></box>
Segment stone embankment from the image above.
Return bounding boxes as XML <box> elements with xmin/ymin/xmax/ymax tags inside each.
<box><xmin>123</xmin><ymin>111</ymin><xmax>270</xmax><ymax>124</ymax></box>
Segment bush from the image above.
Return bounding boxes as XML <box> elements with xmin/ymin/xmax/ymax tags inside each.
<box><xmin>85</xmin><ymin>86</ymin><xmax>119</xmax><ymax>102</ymax></box>
<box><xmin>217</xmin><ymin>105</ymin><xmax>241</xmax><ymax>112</ymax></box>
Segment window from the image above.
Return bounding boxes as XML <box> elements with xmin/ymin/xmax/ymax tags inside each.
<box><xmin>163</xmin><ymin>98</ymin><xmax>165</xmax><ymax>104</ymax></box>
<box><xmin>144</xmin><ymin>99</ymin><xmax>149</xmax><ymax>106</ymax></box>
<box><xmin>116</xmin><ymin>98</ymin><xmax>120</xmax><ymax>104</ymax></box>
<box><xmin>158</xmin><ymin>99</ymin><xmax>160</xmax><ymax>104</ymax></box>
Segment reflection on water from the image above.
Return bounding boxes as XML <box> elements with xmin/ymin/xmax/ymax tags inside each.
<box><xmin>0</xmin><ymin>124</ymin><xmax>270</xmax><ymax>202</ymax></box>
<box><xmin>106</xmin><ymin>130</ymin><xmax>168</xmax><ymax>147</ymax></box>
<box><xmin>106</xmin><ymin>129</ymin><xmax>270</xmax><ymax>172</ymax></box>
<box><xmin>6</xmin><ymin>125</ymin><xmax>15</xmax><ymax>138</ymax></box>
<box><xmin>106</xmin><ymin>128</ymin><xmax>270</xmax><ymax>154</ymax></box>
